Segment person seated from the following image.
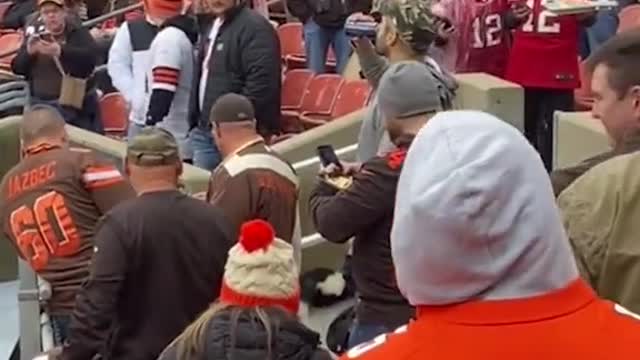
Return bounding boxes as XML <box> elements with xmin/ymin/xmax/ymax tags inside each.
<box><xmin>12</xmin><ymin>0</ymin><xmax>100</xmax><ymax>133</ymax></box>
<box><xmin>342</xmin><ymin>110</ymin><xmax>640</xmax><ymax>360</ymax></box>
<box><xmin>158</xmin><ymin>220</ymin><xmax>332</xmax><ymax>360</ymax></box>
<box><xmin>551</xmin><ymin>31</ymin><xmax>640</xmax><ymax>196</ymax></box>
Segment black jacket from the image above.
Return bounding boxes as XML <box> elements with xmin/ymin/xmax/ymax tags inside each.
<box><xmin>190</xmin><ymin>6</ymin><xmax>281</xmax><ymax>135</ymax></box>
<box><xmin>0</xmin><ymin>0</ymin><xmax>36</xmax><ymax>30</ymax></box>
<box><xmin>12</xmin><ymin>15</ymin><xmax>96</xmax><ymax>100</ymax></box>
<box><xmin>61</xmin><ymin>190</ymin><xmax>235</xmax><ymax>360</ymax></box>
<box><xmin>309</xmin><ymin>148</ymin><xmax>414</xmax><ymax>329</ymax></box>
<box><xmin>287</xmin><ymin>0</ymin><xmax>371</xmax><ymax>27</ymax></box>
<box><xmin>158</xmin><ymin>307</ymin><xmax>333</xmax><ymax>360</ymax></box>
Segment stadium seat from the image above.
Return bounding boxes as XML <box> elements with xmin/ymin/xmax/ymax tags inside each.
<box><xmin>281</xmin><ymin>74</ymin><xmax>344</xmax><ymax>133</ymax></box>
<box><xmin>618</xmin><ymin>5</ymin><xmax>640</xmax><ymax>34</ymax></box>
<box><xmin>281</xmin><ymin>69</ymin><xmax>313</xmax><ymax>111</ymax></box>
<box><xmin>0</xmin><ymin>2</ymin><xmax>11</xmax><ymax>21</ymax></box>
<box><xmin>574</xmin><ymin>59</ymin><xmax>593</xmax><ymax>111</ymax></box>
<box><xmin>0</xmin><ymin>32</ymin><xmax>23</xmax><ymax>72</ymax></box>
<box><xmin>300</xmin><ymin>79</ymin><xmax>371</xmax><ymax>130</ymax></box>
<box><xmin>278</xmin><ymin>23</ymin><xmax>306</xmax><ymax>70</ymax></box>
<box><xmin>99</xmin><ymin>92</ymin><xmax>128</xmax><ymax>139</ymax></box>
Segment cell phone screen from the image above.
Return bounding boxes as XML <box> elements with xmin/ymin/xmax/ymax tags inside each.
<box><xmin>317</xmin><ymin>145</ymin><xmax>342</xmax><ymax>169</ymax></box>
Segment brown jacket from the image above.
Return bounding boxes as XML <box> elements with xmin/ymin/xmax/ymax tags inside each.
<box><xmin>558</xmin><ymin>152</ymin><xmax>640</xmax><ymax>314</ymax></box>
<box><xmin>207</xmin><ymin>139</ymin><xmax>300</xmax><ymax>262</ymax></box>
<box><xmin>550</xmin><ymin>135</ymin><xmax>640</xmax><ymax>197</ymax></box>
<box><xmin>309</xmin><ymin>148</ymin><xmax>414</xmax><ymax>329</ymax></box>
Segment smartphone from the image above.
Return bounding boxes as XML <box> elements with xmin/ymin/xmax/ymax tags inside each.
<box><xmin>317</xmin><ymin>145</ymin><xmax>342</xmax><ymax>169</ymax></box>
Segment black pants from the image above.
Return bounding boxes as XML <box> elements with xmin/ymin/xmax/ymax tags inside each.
<box><xmin>524</xmin><ymin>88</ymin><xmax>575</xmax><ymax>172</ymax></box>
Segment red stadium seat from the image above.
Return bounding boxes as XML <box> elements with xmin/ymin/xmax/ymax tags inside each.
<box><xmin>0</xmin><ymin>32</ymin><xmax>24</xmax><ymax>72</ymax></box>
<box><xmin>300</xmin><ymin>79</ymin><xmax>371</xmax><ymax>129</ymax></box>
<box><xmin>281</xmin><ymin>69</ymin><xmax>313</xmax><ymax>111</ymax></box>
<box><xmin>0</xmin><ymin>2</ymin><xmax>11</xmax><ymax>21</ymax></box>
<box><xmin>281</xmin><ymin>74</ymin><xmax>344</xmax><ymax>133</ymax></box>
<box><xmin>618</xmin><ymin>5</ymin><xmax>640</xmax><ymax>34</ymax></box>
<box><xmin>278</xmin><ymin>23</ymin><xmax>306</xmax><ymax>69</ymax></box>
<box><xmin>574</xmin><ymin>59</ymin><xmax>593</xmax><ymax>111</ymax></box>
<box><xmin>99</xmin><ymin>92</ymin><xmax>128</xmax><ymax>138</ymax></box>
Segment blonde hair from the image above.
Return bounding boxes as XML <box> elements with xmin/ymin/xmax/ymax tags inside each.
<box><xmin>172</xmin><ymin>303</ymin><xmax>286</xmax><ymax>360</ymax></box>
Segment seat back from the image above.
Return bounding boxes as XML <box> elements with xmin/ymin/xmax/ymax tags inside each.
<box><xmin>99</xmin><ymin>93</ymin><xmax>128</xmax><ymax>135</ymax></box>
<box><xmin>300</xmin><ymin>74</ymin><xmax>344</xmax><ymax>114</ymax></box>
<box><xmin>278</xmin><ymin>22</ymin><xmax>305</xmax><ymax>58</ymax></box>
<box><xmin>281</xmin><ymin>69</ymin><xmax>313</xmax><ymax>109</ymax></box>
<box><xmin>331</xmin><ymin>80</ymin><xmax>371</xmax><ymax>118</ymax></box>
<box><xmin>0</xmin><ymin>32</ymin><xmax>24</xmax><ymax>71</ymax></box>
<box><xmin>618</xmin><ymin>5</ymin><xmax>640</xmax><ymax>33</ymax></box>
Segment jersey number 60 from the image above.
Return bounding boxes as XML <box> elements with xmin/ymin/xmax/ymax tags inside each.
<box><xmin>10</xmin><ymin>191</ymin><xmax>80</xmax><ymax>271</ymax></box>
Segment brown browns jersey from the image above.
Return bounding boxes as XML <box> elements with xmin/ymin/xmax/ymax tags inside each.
<box><xmin>0</xmin><ymin>144</ymin><xmax>134</xmax><ymax>314</ymax></box>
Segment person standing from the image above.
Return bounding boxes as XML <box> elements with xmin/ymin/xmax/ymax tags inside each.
<box><xmin>341</xmin><ymin>110</ymin><xmax>640</xmax><ymax>360</ymax></box>
<box><xmin>107</xmin><ymin>0</ymin><xmax>183</xmax><ymax>140</ymax></box>
<box><xmin>144</xmin><ymin>12</ymin><xmax>197</xmax><ymax>162</ymax></box>
<box><xmin>551</xmin><ymin>30</ymin><xmax>640</xmax><ymax>196</ymax></box>
<box><xmin>287</xmin><ymin>0</ymin><xmax>370</xmax><ymax>74</ymax></box>
<box><xmin>557</xmin><ymin>31</ymin><xmax>640</xmax><ymax>313</ymax></box>
<box><xmin>189</xmin><ymin>0</ymin><xmax>281</xmax><ymax>171</ymax></box>
<box><xmin>59</xmin><ymin>128</ymin><xmax>234</xmax><ymax>360</ymax></box>
<box><xmin>505</xmin><ymin>0</ymin><xmax>594</xmax><ymax>171</ymax></box>
<box><xmin>347</xmin><ymin>0</ymin><xmax>457</xmax><ymax>163</ymax></box>
<box><xmin>206</xmin><ymin>93</ymin><xmax>301</xmax><ymax>264</ymax></box>
<box><xmin>12</xmin><ymin>0</ymin><xmax>100</xmax><ymax>132</ymax></box>
<box><xmin>310</xmin><ymin>61</ymin><xmax>445</xmax><ymax>348</ymax></box>
<box><xmin>0</xmin><ymin>106</ymin><xmax>134</xmax><ymax>345</ymax></box>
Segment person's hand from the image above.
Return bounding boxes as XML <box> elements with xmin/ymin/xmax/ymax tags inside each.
<box><xmin>27</xmin><ymin>36</ymin><xmax>40</xmax><ymax>55</ymax></box>
<box><xmin>346</xmin><ymin>12</ymin><xmax>375</xmax><ymax>24</ymax></box>
<box><xmin>511</xmin><ymin>3</ymin><xmax>531</xmax><ymax>20</ymax></box>
<box><xmin>89</xmin><ymin>27</ymin><xmax>104</xmax><ymax>39</ymax></box>
<box><xmin>38</xmin><ymin>40</ymin><xmax>61</xmax><ymax>57</ymax></box>
<box><xmin>436</xmin><ymin>20</ymin><xmax>455</xmax><ymax>40</ymax></box>
<box><xmin>319</xmin><ymin>161</ymin><xmax>362</xmax><ymax>177</ymax></box>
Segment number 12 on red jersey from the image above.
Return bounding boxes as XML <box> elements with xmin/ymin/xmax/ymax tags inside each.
<box><xmin>521</xmin><ymin>0</ymin><xmax>561</xmax><ymax>34</ymax></box>
<box><xmin>10</xmin><ymin>191</ymin><xmax>80</xmax><ymax>271</ymax></box>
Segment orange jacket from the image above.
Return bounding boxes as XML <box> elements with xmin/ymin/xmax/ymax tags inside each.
<box><xmin>340</xmin><ymin>279</ymin><xmax>640</xmax><ymax>360</ymax></box>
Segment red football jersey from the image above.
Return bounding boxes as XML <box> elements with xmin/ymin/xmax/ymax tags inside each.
<box><xmin>455</xmin><ymin>0</ymin><xmax>512</xmax><ymax>78</ymax></box>
<box><xmin>505</xmin><ymin>0</ymin><xmax>581</xmax><ymax>89</ymax></box>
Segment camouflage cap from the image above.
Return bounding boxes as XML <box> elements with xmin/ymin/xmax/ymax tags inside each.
<box><xmin>371</xmin><ymin>0</ymin><xmax>441</xmax><ymax>53</ymax></box>
<box><xmin>127</xmin><ymin>127</ymin><xmax>181</xmax><ymax>166</ymax></box>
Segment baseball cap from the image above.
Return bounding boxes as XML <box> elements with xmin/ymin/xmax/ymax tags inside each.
<box><xmin>127</xmin><ymin>127</ymin><xmax>180</xmax><ymax>166</ymax></box>
<box><xmin>377</xmin><ymin>61</ymin><xmax>442</xmax><ymax>120</ymax></box>
<box><xmin>371</xmin><ymin>0</ymin><xmax>442</xmax><ymax>53</ymax></box>
<box><xmin>38</xmin><ymin>0</ymin><xmax>64</xmax><ymax>7</ymax></box>
<box><xmin>209</xmin><ymin>93</ymin><xmax>255</xmax><ymax>125</ymax></box>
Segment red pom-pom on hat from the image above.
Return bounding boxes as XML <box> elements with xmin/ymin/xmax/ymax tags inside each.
<box><xmin>240</xmin><ymin>220</ymin><xmax>275</xmax><ymax>253</ymax></box>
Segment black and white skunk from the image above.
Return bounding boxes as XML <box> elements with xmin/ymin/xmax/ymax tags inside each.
<box><xmin>300</xmin><ymin>267</ymin><xmax>355</xmax><ymax>307</ymax></box>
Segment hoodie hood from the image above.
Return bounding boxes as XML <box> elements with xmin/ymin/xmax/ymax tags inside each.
<box><xmin>391</xmin><ymin>110</ymin><xmax>578</xmax><ymax>306</ymax></box>
<box><xmin>163</xmin><ymin>14</ymin><xmax>199</xmax><ymax>44</ymax></box>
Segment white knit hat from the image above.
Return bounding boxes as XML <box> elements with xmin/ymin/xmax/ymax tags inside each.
<box><xmin>220</xmin><ymin>220</ymin><xmax>300</xmax><ymax>314</ymax></box>
<box><xmin>391</xmin><ymin>110</ymin><xmax>578</xmax><ymax>306</ymax></box>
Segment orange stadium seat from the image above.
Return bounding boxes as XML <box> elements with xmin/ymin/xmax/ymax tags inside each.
<box><xmin>99</xmin><ymin>92</ymin><xmax>128</xmax><ymax>138</ymax></box>
<box><xmin>575</xmin><ymin>59</ymin><xmax>594</xmax><ymax>111</ymax></box>
<box><xmin>618</xmin><ymin>5</ymin><xmax>640</xmax><ymax>34</ymax></box>
<box><xmin>281</xmin><ymin>69</ymin><xmax>313</xmax><ymax>111</ymax></box>
<box><xmin>278</xmin><ymin>22</ymin><xmax>306</xmax><ymax>70</ymax></box>
<box><xmin>281</xmin><ymin>74</ymin><xmax>344</xmax><ymax>133</ymax></box>
<box><xmin>0</xmin><ymin>32</ymin><xmax>24</xmax><ymax>72</ymax></box>
<box><xmin>300</xmin><ymin>79</ymin><xmax>371</xmax><ymax>129</ymax></box>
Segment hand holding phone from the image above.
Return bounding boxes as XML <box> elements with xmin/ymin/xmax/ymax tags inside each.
<box><xmin>317</xmin><ymin>145</ymin><xmax>343</xmax><ymax>171</ymax></box>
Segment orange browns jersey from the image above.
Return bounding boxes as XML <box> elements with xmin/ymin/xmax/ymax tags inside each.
<box><xmin>0</xmin><ymin>145</ymin><xmax>134</xmax><ymax>314</ymax></box>
<box><xmin>339</xmin><ymin>280</ymin><xmax>640</xmax><ymax>360</ymax></box>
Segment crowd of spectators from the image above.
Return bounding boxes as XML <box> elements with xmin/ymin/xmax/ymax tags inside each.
<box><xmin>1</xmin><ymin>0</ymin><xmax>640</xmax><ymax>359</ymax></box>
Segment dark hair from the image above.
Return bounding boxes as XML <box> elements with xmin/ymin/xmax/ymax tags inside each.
<box><xmin>587</xmin><ymin>29</ymin><xmax>640</xmax><ymax>98</ymax></box>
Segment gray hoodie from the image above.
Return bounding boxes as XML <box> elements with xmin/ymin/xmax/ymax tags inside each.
<box><xmin>392</xmin><ymin>110</ymin><xmax>578</xmax><ymax>305</ymax></box>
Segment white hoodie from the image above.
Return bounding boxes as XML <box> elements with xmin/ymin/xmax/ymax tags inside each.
<box><xmin>392</xmin><ymin>110</ymin><xmax>578</xmax><ymax>306</ymax></box>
